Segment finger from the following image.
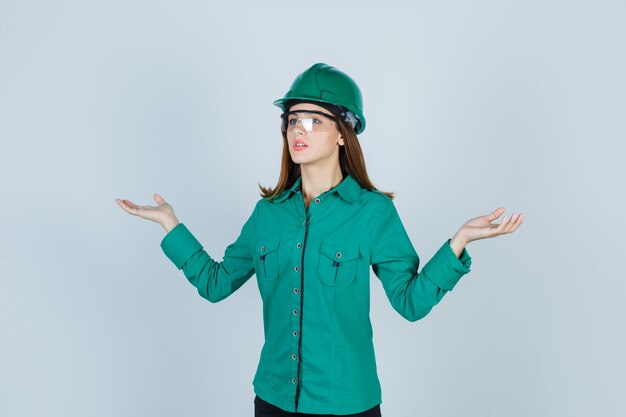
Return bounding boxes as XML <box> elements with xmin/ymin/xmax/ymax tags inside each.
<box><xmin>116</xmin><ymin>198</ymin><xmax>127</xmax><ymax>211</ymax></box>
<box><xmin>122</xmin><ymin>199</ymin><xmax>144</xmax><ymax>214</ymax></box>
<box><xmin>498</xmin><ymin>215</ymin><xmax>509</xmax><ymax>232</ymax></box>
<box><xmin>509</xmin><ymin>214</ymin><xmax>524</xmax><ymax>232</ymax></box>
<box><xmin>116</xmin><ymin>198</ymin><xmax>130</xmax><ymax>210</ymax></box>
<box><xmin>488</xmin><ymin>207</ymin><xmax>505</xmax><ymax>222</ymax></box>
<box><xmin>122</xmin><ymin>199</ymin><xmax>139</xmax><ymax>209</ymax></box>
<box><xmin>504</xmin><ymin>213</ymin><xmax>521</xmax><ymax>233</ymax></box>
<box><xmin>116</xmin><ymin>199</ymin><xmax>137</xmax><ymax>215</ymax></box>
<box><xmin>154</xmin><ymin>193</ymin><xmax>165</xmax><ymax>205</ymax></box>
<box><xmin>503</xmin><ymin>213</ymin><xmax>516</xmax><ymax>232</ymax></box>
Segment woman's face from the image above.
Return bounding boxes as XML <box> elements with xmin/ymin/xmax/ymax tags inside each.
<box><xmin>285</xmin><ymin>102</ymin><xmax>344</xmax><ymax>167</ymax></box>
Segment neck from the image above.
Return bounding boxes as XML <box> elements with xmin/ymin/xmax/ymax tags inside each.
<box><xmin>300</xmin><ymin>164</ymin><xmax>344</xmax><ymax>202</ymax></box>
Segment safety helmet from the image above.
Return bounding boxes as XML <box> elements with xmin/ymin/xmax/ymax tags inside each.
<box><xmin>273</xmin><ymin>63</ymin><xmax>366</xmax><ymax>135</ymax></box>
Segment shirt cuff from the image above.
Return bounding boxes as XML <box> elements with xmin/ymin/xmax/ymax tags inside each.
<box><xmin>159</xmin><ymin>223</ymin><xmax>203</xmax><ymax>270</ymax></box>
<box><xmin>422</xmin><ymin>239</ymin><xmax>472</xmax><ymax>291</ymax></box>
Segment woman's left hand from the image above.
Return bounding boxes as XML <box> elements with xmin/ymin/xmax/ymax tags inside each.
<box><xmin>453</xmin><ymin>207</ymin><xmax>524</xmax><ymax>246</ymax></box>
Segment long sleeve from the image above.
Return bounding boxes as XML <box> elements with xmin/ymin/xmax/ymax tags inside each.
<box><xmin>370</xmin><ymin>200</ymin><xmax>472</xmax><ymax>322</ymax></box>
<box><xmin>160</xmin><ymin>202</ymin><xmax>258</xmax><ymax>303</ymax></box>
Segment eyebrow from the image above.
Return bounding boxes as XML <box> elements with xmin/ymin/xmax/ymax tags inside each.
<box><xmin>287</xmin><ymin>110</ymin><xmax>333</xmax><ymax>117</ymax></box>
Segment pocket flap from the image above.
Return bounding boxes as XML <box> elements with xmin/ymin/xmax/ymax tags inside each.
<box><xmin>257</xmin><ymin>235</ymin><xmax>281</xmax><ymax>256</ymax></box>
<box><xmin>320</xmin><ymin>240</ymin><xmax>359</xmax><ymax>262</ymax></box>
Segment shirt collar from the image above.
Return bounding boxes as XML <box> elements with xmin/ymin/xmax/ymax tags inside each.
<box><xmin>271</xmin><ymin>174</ymin><xmax>361</xmax><ymax>204</ymax></box>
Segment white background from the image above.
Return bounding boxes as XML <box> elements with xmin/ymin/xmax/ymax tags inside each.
<box><xmin>1</xmin><ymin>1</ymin><xmax>624</xmax><ymax>416</ymax></box>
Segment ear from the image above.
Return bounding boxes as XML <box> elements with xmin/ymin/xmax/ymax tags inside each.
<box><xmin>338</xmin><ymin>136</ymin><xmax>344</xmax><ymax>146</ymax></box>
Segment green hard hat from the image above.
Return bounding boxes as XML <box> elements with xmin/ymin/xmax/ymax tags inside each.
<box><xmin>273</xmin><ymin>63</ymin><xmax>366</xmax><ymax>134</ymax></box>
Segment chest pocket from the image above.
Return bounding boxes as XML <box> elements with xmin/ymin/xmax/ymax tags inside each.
<box><xmin>255</xmin><ymin>236</ymin><xmax>281</xmax><ymax>281</ymax></box>
<box><xmin>318</xmin><ymin>240</ymin><xmax>360</xmax><ymax>286</ymax></box>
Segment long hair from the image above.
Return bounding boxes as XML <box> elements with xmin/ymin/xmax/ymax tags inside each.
<box><xmin>258</xmin><ymin>114</ymin><xmax>395</xmax><ymax>201</ymax></box>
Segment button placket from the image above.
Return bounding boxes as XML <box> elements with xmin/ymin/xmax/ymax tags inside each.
<box><xmin>293</xmin><ymin>196</ymin><xmax>309</xmax><ymax>411</ymax></box>
<box><xmin>290</xmin><ymin>323</ymin><xmax>299</xmax><ymax>387</ymax></box>
<box><xmin>291</xmin><ymin>232</ymin><xmax>304</xmax><ymax>371</ymax></box>
<box><xmin>291</xmin><ymin>233</ymin><xmax>305</xmax><ymax>388</ymax></box>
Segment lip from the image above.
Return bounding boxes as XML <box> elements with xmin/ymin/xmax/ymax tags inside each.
<box><xmin>293</xmin><ymin>141</ymin><xmax>308</xmax><ymax>151</ymax></box>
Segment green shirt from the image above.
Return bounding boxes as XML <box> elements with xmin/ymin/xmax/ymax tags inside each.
<box><xmin>160</xmin><ymin>173</ymin><xmax>472</xmax><ymax>415</ymax></box>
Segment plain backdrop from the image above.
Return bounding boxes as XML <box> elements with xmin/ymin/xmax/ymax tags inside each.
<box><xmin>1</xmin><ymin>1</ymin><xmax>625</xmax><ymax>416</ymax></box>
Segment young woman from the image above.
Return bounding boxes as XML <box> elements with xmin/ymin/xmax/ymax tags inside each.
<box><xmin>116</xmin><ymin>63</ymin><xmax>524</xmax><ymax>417</ymax></box>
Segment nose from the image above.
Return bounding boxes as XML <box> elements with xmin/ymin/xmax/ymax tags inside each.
<box><xmin>292</xmin><ymin>120</ymin><xmax>307</xmax><ymax>135</ymax></box>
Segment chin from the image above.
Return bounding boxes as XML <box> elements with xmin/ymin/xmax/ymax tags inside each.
<box><xmin>290</xmin><ymin>154</ymin><xmax>308</xmax><ymax>163</ymax></box>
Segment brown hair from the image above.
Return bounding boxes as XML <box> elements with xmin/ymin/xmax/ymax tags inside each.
<box><xmin>258</xmin><ymin>114</ymin><xmax>395</xmax><ymax>201</ymax></box>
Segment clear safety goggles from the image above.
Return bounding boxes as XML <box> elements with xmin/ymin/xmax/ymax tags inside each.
<box><xmin>280</xmin><ymin>110</ymin><xmax>338</xmax><ymax>133</ymax></box>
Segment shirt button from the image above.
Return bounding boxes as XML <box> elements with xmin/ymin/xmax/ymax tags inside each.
<box><xmin>294</xmin><ymin>265</ymin><xmax>299</xmax><ymax>272</ymax></box>
<box><xmin>294</xmin><ymin>288</ymin><xmax>299</xmax><ymax>294</ymax></box>
<box><xmin>260</xmin><ymin>246</ymin><xmax>265</xmax><ymax>252</ymax></box>
<box><xmin>296</xmin><ymin>242</ymin><xmax>302</xmax><ymax>248</ymax></box>
<box><xmin>302</xmin><ymin>220</ymin><xmax>307</xmax><ymax>226</ymax></box>
<box><xmin>314</xmin><ymin>198</ymin><xmax>320</xmax><ymax>204</ymax></box>
<box><xmin>293</xmin><ymin>330</ymin><xmax>298</xmax><ymax>337</ymax></box>
<box><xmin>293</xmin><ymin>309</ymin><xmax>298</xmax><ymax>315</ymax></box>
<box><xmin>292</xmin><ymin>353</ymin><xmax>297</xmax><ymax>360</ymax></box>
<box><xmin>292</xmin><ymin>377</ymin><xmax>297</xmax><ymax>384</ymax></box>
<box><xmin>336</xmin><ymin>251</ymin><xmax>342</xmax><ymax>258</ymax></box>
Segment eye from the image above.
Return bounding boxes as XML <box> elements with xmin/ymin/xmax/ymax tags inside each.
<box><xmin>312</xmin><ymin>118</ymin><xmax>322</xmax><ymax>124</ymax></box>
<box><xmin>288</xmin><ymin>117</ymin><xmax>298</xmax><ymax>125</ymax></box>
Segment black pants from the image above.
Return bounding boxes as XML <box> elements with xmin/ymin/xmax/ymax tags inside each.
<box><xmin>254</xmin><ymin>395</ymin><xmax>382</xmax><ymax>417</ymax></box>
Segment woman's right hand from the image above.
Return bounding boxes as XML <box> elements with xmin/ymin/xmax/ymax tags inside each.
<box><xmin>116</xmin><ymin>193</ymin><xmax>180</xmax><ymax>233</ymax></box>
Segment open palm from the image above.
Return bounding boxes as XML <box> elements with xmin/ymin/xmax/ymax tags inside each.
<box><xmin>460</xmin><ymin>207</ymin><xmax>524</xmax><ymax>243</ymax></box>
<box><xmin>115</xmin><ymin>193</ymin><xmax>176</xmax><ymax>224</ymax></box>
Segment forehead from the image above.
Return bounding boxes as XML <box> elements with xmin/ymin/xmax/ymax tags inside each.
<box><xmin>288</xmin><ymin>102</ymin><xmax>334</xmax><ymax>116</ymax></box>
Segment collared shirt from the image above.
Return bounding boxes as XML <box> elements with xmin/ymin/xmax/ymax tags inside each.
<box><xmin>160</xmin><ymin>174</ymin><xmax>472</xmax><ymax>415</ymax></box>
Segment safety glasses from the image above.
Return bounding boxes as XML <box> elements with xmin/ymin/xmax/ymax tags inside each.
<box><xmin>280</xmin><ymin>110</ymin><xmax>338</xmax><ymax>133</ymax></box>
